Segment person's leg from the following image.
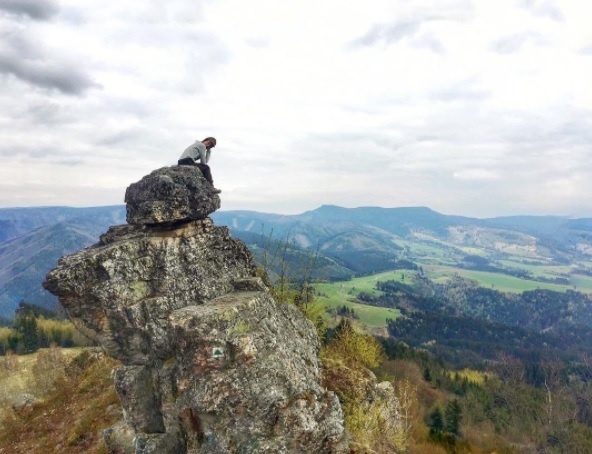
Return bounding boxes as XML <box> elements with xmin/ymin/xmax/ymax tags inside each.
<box><xmin>195</xmin><ymin>164</ymin><xmax>214</xmax><ymax>185</ymax></box>
<box><xmin>196</xmin><ymin>164</ymin><xmax>221</xmax><ymax>193</ymax></box>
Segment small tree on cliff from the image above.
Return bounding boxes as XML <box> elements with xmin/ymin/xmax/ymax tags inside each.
<box><xmin>255</xmin><ymin>228</ymin><xmax>327</xmax><ymax>338</ymax></box>
<box><xmin>324</xmin><ymin>318</ymin><xmax>384</xmax><ymax>369</ymax></box>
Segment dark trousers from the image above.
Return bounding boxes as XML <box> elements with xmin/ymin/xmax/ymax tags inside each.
<box><xmin>178</xmin><ymin>158</ymin><xmax>214</xmax><ymax>185</ymax></box>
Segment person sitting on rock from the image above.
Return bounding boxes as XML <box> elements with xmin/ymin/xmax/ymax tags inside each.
<box><xmin>178</xmin><ymin>137</ymin><xmax>221</xmax><ymax>194</ymax></box>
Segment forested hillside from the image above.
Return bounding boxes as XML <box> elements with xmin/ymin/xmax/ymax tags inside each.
<box><xmin>315</xmin><ymin>269</ymin><xmax>592</xmax><ymax>452</ymax></box>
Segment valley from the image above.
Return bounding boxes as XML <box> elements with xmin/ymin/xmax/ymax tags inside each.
<box><xmin>2</xmin><ymin>204</ymin><xmax>592</xmax><ymax>320</ymax></box>
<box><xmin>2</xmin><ymin>205</ymin><xmax>592</xmax><ymax>452</ymax></box>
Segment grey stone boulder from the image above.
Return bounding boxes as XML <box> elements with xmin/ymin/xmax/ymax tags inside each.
<box><xmin>43</xmin><ymin>219</ymin><xmax>257</xmax><ymax>364</ymax></box>
<box><xmin>125</xmin><ymin>166</ymin><xmax>220</xmax><ymax>225</ymax></box>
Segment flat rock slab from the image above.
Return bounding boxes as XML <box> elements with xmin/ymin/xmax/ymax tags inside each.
<box><xmin>125</xmin><ymin>166</ymin><xmax>220</xmax><ymax>225</ymax></box>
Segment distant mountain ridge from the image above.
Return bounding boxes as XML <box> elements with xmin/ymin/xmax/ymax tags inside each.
<box><xmin>1</xmin><ymin>204</ymin><xmax>592</xmax><ymax>318</ymax></box>
<box><xmin>212</xmin><ymin>206</ymin><xmax>592</xmax><ymax>283</ymax></box>
<box><xmin>0</xmin><ymin>206</ymin><xmax>126</xmax><ymax>243</ymax></box>
<box><xmin>0</xmin><ymin>206</ymin><xmax>126</xmax><ymax>318</ymax></box>
<box><xmin>212</xmin><ymin>205</ymin><xmax>591</xmax><ymax>254</ymax></box>
<box><xmin>215</xmin><ymin>204</ymin><xmax>587</xmax><ymax>236</ymax></box>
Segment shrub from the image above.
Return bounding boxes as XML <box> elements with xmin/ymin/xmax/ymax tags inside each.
<box><xmin>0</xmin><ymin>350</ymin><xmax>120</xmax><ymax>453</ymax></box>
<box><xmin>31</xmin><ymin>344</ymin><xmax>66</xmax><ymax>396</ymax></box>
<box><xmin>299</xmin><ymin>302</ymin><xmax>328</xmax><ymax>339</ymax></box>
<box><xmin>323</xmin><ymin>319</ymin><xmax>384</xmax><ymax>369</ymax></box>
<box><xmin>322</xmin><ymin>320</ymin><xmax>409</xmax><ymax>451</ymax></box>
<box><xmin>0</xmin><ymin>350</ymin><xmax>19</xmax><ymax>375</ymax></box>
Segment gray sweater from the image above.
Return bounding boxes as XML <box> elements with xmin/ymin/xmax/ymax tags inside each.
<box><xmin>179</xmin><ymin>141</ymin><xmax>210</xmax><ymax>164</ymax></box>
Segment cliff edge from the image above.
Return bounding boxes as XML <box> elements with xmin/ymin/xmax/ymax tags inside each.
<box><xmin>44</xmin><ymin>165</ymin><xmax>347</xmax><ymax>453</ymax></box>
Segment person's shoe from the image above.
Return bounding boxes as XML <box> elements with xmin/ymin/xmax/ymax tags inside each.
<box><xmin>210</xmin><ymin>188</ymin><xmax>222</xmax><ymax>194</ymax></box>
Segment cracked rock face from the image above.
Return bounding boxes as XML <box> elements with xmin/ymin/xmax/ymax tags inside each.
<box><xmin>43</xmin><ymin>168</ymin><xmax>347</xmax><ymax>453</ymax></box>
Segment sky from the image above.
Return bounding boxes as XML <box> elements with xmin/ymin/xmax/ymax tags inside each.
<box><xmin>0</xmin><ymin>0</ymin><xmax>591</xmax><ymax>218</ymax></box>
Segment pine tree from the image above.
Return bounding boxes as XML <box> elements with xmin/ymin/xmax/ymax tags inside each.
<box><xmin>423</xmin><ymin>366</ymin><xmax>432</xmax><ymax>382</ymax></box>
<box><xmin>17</xmin><ymin>315</ymin><xmax>39</xmax><ymax>353</ymax></box>
<box><xmin>428</xmin><ymin>406</ymin><xmax>444</xmax><ymax>436</ymax></box>
<box><xmin>445</xmin><ymin>399</ymin><xmax>462</xmax><ymax>436</ymax></box>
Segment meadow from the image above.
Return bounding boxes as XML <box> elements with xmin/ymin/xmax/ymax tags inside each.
<box><xmin>314</xmin><ymin>270</ymin><xmax>407</xmax><ymax>329</ymax></box>
<box><xmin>425</xmin><ymin>264</ymin><xmax>592</xmax><ymax>293</ymax></box>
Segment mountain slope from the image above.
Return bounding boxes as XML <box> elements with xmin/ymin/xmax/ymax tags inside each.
<box><xmin>298</xmin><ymin>204</ymin><xmax>474</xmax><ymax>236</ymax></box>
<box><xmin>0</xmin><ymin>206</ymin><xmax>126</xmax><ymax>244</ymax></box>
<box><xmin>213</xmin><ymin>206</ymin><xmax>592</xmax><ymax>284</ymax></box>
<box><xmin>0</xmin><ymin>208</ymin><xmax>127</xmax><ymax>318</ymax></box>
<box><xmin>0</xmin><ymin>224</ymin><xmax>100</xmax><ymax>317</ymax></box>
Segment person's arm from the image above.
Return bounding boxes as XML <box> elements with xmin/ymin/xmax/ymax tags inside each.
<box><xmin>196</xmin><ymin>142</ymin><xmax>208</xmax><ymax>164</ymax></box>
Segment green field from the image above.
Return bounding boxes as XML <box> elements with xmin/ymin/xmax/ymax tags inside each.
<box><xmin>424</xmin><ymin>264</ymin><xmax>592</xmax><ymax>293</ymax></box>
<box><xmin>314</xmin><ymin>271</ymin><xmax>407</xmax><ymax>329</ymax></box>
<box><xmin>312</xmin><ymin>259</ymin><xmax>592</xmax><ymax>331</ymax></box>
<box><xmin>317</xmin><ymin>265</ymin><xmax>575</xmax><ymax>295</ymax></box>
<box><xmin>458</xmin><ymin>247</ymin><xmax>488</xmax><ymax>256</ymax></box>
<box><xmin>569</xmin><ymin>274</ymin><xmax>592</xmax><ymax>292</ymax></box>
<box><xmin>496</xmin><ymin>260</ymin><xmax>573</xmax><ymax>278</ymax></box>
<box><xmin>395</xmin><ymin>239</ymin><xmax>457</xmax><ymax>265</ymax></box>
<box><xmin>319</xmin><ymin>299</ymin><xmax>400</xmax><ymax>330</ymax></box>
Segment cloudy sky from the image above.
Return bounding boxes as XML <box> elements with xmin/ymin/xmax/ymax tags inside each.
<box><xmin>0</xmin><ymin>0</ymin><xmax>591</xmax><ymax>217</ymax></box>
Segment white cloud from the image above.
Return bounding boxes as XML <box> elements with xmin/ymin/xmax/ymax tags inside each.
<box><xmin>453</xmin><ymin>169</ymin><xmax>500</xmax><ymax>181</ymax></box>
<box><xmin>0</xmin><ymin>0</ymin><xmax>591</xmax><ymax>217</ymax></box>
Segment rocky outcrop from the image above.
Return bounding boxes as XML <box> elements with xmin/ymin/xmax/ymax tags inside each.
<box><xmin>44</xmin><ymin>166</ymin><xmax>347</xmax><ymax>453</ymax></box>
<box><xmin>125</xmin><ymin>166</ymin><xmax>220</xmax><ymax>225</ymax></box>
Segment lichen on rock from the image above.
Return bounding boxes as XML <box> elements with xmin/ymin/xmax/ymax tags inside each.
<box><xmin>44</xmin><ymin>166</ymin><xmax>347</xmax><ymax>453</ymax></box>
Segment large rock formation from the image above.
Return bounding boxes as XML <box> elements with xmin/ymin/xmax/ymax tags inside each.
<box><xmin>125</xmin><ymin>166</ymin><xmax>221</xmax><ymax>225</ymax></box>
<box><xmin>44</xmin><ymin>166</ymin><xmax>347</xmax><ymax>453</ymax></box>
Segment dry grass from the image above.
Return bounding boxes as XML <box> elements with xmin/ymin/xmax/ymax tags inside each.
<box><xmin>0</xmin><ymin>348</ymin><xmax>85</xmax><ymax>418</ymax></box>
<box><xmin>0</xmin><ymin>349</ymin><xmax>70</xmax><ymax>419</ymax></box>
<box><xmin>461</xmin><ymin>425</ymin><xmax>524</xmax><ymax>454</ymax></box>
<box><xmin>0</xmin><ymin>349</ymin><xmax>121</xmax><ymax>454</ymax></box>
